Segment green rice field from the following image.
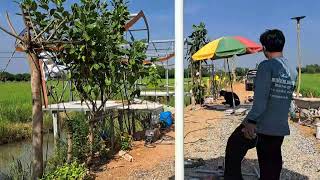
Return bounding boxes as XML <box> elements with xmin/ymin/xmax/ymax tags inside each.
<box><xmin>0</xmin><ymin>81</ymin><xmax>71</xmax><ymax>144</ymax></box>
<box><xmin>0</xmin><ymin>74</ymin><xmax>319</xmax><ymax>143</ymax></box>
<box><xmin>0</xmin><ymin>82</ymin><xmax>32</xmax><ymax>143</ymax></box>
<box><xmin>300</xmin><ymin>74</ymin><xmax>320</xmax><ymax>97</ymax></box>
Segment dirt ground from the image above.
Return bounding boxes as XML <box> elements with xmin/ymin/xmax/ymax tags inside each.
<box><xmin>94</xmin><ymin>130</ymin><xmax>175</xmax><ymax>179</ymax></box>
<box><xmin>93</xmin><ymin>83</ymin><xmax>320</xmax><ymax>179</ymax></box>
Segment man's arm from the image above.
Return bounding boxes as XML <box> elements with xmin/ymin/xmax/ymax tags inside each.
<box><xmin>242</xmin><ymin>61</ymin><xmax>272</xmax><ymax>139</ymax></box>
<box><xmin>245</xmin><ymin>61</ymin><xmax>272</xmax><ymax>124</ymax></box>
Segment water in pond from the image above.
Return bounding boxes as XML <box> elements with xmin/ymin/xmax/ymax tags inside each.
<box><xmin>0</xmin><ymin>133</ymin><xmax>55</xmax><ymax>176</ymax></box>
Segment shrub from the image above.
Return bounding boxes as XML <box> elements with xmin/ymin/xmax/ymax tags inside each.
<box><xmin>45</xmin><ymin>140</ymin><xmax>68</xmax><ymax>173</ymax></box>
<box><xmin>120</xmin><ymin>133</ymin><xmax>132</xmax><ymax>151</ymax></box>
<box><xmin>69</xmin><ymin>113</ymin><xmax>89</xmax><ymax>161</ymax></box>
<box><xmin>42</xmin><ymin>161</ymin><xmax>88</xmax><ymax>180</ymax></box>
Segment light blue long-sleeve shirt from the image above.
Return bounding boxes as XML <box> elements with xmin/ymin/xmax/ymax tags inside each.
<box><xmin>243</xmin><ymin>57</ymin><xmax>297</xmax><ymax>136</ymax></box>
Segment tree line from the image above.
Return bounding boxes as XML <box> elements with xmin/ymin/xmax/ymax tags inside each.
<box><xmin>1</xmin><ymin>64</ymin><xmax>319</xmax><ymax>82</ymax></box>
<box><xmin>0</xmin><ymin>72</ymin><xmax>31</xmax><ymax>82</ymax></box>
<box><xmin>157</xmin><ymin>64</ymin><xmax>320</xmax><ymax>79</ymax></box>
<box><xmin>300</xmin><ymin>64</ymin><xmax>320</xmax><ymax>74</ymax></box>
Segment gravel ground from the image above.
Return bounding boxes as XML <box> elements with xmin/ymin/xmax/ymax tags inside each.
<box><xmin>131</xmin><ymin>159</ymin><xmax>175</xmax><ymax>179</ymax></box>
<box><xmin>184</xmin><ymin>111</ymin><xmax>320</xmax><ymax>180</ymax></box>
<box><xmin>130</xmin><ymin>109</ymin><xmax>320</xmax><ymax>179</ymax></box>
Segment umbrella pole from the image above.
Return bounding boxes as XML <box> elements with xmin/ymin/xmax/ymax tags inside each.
<box><xmin>227</xmin><ymin>59</ymin><xmax>236</xmax><ymax>108</ymax></box>
<box><xmin>211</xmin><ymin>61</ymin><xmax>214</xmax><ymax>97</ymax></box>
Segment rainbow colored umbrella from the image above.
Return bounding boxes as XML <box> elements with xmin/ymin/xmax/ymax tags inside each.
<box><xmin>192</xmin><ymin>36</ymin><xmax>262</xmax><ymax>61</ymax></box>
<box><xmin>192</xmin><ymin>36</ymin><xmax>262</xmax><ymax>108</ymax></box>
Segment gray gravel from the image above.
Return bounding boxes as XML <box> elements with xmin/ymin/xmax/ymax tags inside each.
<box><xmin>131</xmin><ymin>159</ymin><xmax>174</xmax><ymax>180</ymax></box>
<box><xmin>130</xmin><ymin>112</ymin><xmax>320</xmax><ymax>180</ymax></box>
<box><xmin>185</xmin><ymin>115</ymin><xmax>320</xmax><ymax>180</ymax></box>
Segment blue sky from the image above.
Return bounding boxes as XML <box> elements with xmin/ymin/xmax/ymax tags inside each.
<box><xmin>0</xmin><ymin>0</ymin><xmax>319</xmax><ymax>73</ymax></box>
<box><xmin>184</xmin><ymin>0</ymin><xmax>320</xmax><ymax>69</ymax></box>
<box><xmin>0</xmin><ymin>0</ymin><xmax>174</xmax><ymax>73</ymax></box>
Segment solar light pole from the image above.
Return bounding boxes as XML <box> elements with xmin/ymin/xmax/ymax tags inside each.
<box><xmin>291</xmin><ymin>16</ymin><xmax>305</xmax><ymax>96</ymax></box>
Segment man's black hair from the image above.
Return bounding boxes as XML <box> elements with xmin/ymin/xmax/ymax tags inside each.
<box><xmin>260</xmin><ymin>29</ymin><xmax>285</xmax><ymax>52</ymax></box>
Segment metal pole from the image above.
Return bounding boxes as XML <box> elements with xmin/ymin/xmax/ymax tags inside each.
<box><xmin>211</xmin><ymin>61</ymin><xmax>215</xmax><ymax>97</ymax></box>
<box><xmin>175</xmin><ymin>0</ymin><xmax>184</xmax><ymax>179</ymax></box>
<box><xmin>227</xmin><ymin>59</ymin><xmax>236</xmax><ymax>108</ymax></box>
<box><xmin>166</xmin><ymin>59</ymin><xmax>169</xmax><ymax>103</ymax></box>
<box><xmin>69</xmin><ymin>80</ymin><xmax>73</xmax><ymax>101</ymax></box>
<box><xmin>296</xmin><ymin>21</ymin><xmax>302</xmax><ymax>95</ymax></box>
<box><xmin>297</xmin><ymin>21</ymin><xmax>301</xmax><ymax>95</ymax></box>
<box><xmin>291</xmin><ymin>16</ymin><xmax>305</xmax><ymax>96</ymax></box>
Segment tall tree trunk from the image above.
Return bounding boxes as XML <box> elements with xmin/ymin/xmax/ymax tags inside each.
<box><xmin>28</xmin><ymin>53</ymin><xmax>43</xmax><ymax>179</ymax></box>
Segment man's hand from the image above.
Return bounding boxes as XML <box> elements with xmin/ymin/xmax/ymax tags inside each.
<box><xmin>242</xmin><ymin>122</ymin><xmax>257</xmax><ymax>139</ymax></box>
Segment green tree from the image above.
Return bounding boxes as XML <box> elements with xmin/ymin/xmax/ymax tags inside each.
<box><xmin>22</xmin><ymin>73</ymin><xmax>31</xmax><ymax>81</ymax></box>
<box><xmin>0</xmin><ymin>72</ymin><xmax>31</xmax><ymax>81</ymax></box>
<box><xmin>300</xmin><ymin>64</ymin><xmax>320</xmax><ymax>74</ymax></box>
<box><xmin>21</xmin><ymin>0</ymin><xmax>148</xmax><ymax>176</ymax></box>
<box><xmin>186</xmin><ymin>22</ymin><xmax>209</xmax><ymax>105</ymax></box>
<box><xmin>235</xmin><ymin>67</ymin><xmax>249</xmax><ymax>77</ymax></box>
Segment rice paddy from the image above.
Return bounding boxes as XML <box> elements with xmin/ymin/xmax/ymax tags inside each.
<box><xmin>0</xmin><ymin>74</ymin><xmax>318</xmax><ymax>143</ymax></box>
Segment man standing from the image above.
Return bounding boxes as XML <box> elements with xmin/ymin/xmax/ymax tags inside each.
<box><xmin>224</xmin><ymin>29</ymin><xmax>297</xmax><ymax>180</ymax></box>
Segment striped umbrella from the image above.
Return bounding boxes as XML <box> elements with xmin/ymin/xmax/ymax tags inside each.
<box><xmin>192</xmin><ymin>36</ymin><xmax>262</xmax><ymax>61</ymax></box>
<box><xmin>192</xmin><ymin>36</ymin><xmax>262</xmax><ymax>108</ymax></box>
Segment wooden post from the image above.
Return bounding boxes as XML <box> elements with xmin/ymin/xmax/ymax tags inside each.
<box><xmin>39</xmin><ymin>60</ymin><xmax>48</xmax><ymax>108</ymax></box>
<box><xmin>27</xmin><ymin>53</ymin><xmax>44</xmax><ymax>179</ymax></box>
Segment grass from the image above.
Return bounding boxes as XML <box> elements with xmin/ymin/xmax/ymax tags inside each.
<box><xmin>300</xmin><ymin>74</ymin><xmax>320</xmax><ymax>97</ymax></box>
<box><xmin>0</xmin><ymin>121</ymin><xmax>32</xmax><ymax>144</ymax></box>
<box><xmin>0</xmin><ymin>81</ymin><xmax>72</xmax><ymax>144</ymax></box>
<box><xmin>0</xmin><ymin>82</ymin><xmax>32</xmax><ymax>123</ymax></box>
<box><xmin>0</xmin><ymin>81</ymin><xmax>72</xmax><ymax>123</ymax></box>
<box><xmin>0</xmin><ymin>82</ymin><xmax>32</xmax><ymax>144</ymax></box>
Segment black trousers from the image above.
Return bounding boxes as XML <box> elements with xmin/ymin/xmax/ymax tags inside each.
<box><xmin>224</xmin><ymin>124</ymin><xmax>284</xmax><ymax>180</ymax></box>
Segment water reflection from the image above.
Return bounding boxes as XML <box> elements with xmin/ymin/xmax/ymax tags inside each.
<box><xmin>0</xmin><ymin>133</ymin><xmax>54</xmax><ymax>175</ymax></box>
